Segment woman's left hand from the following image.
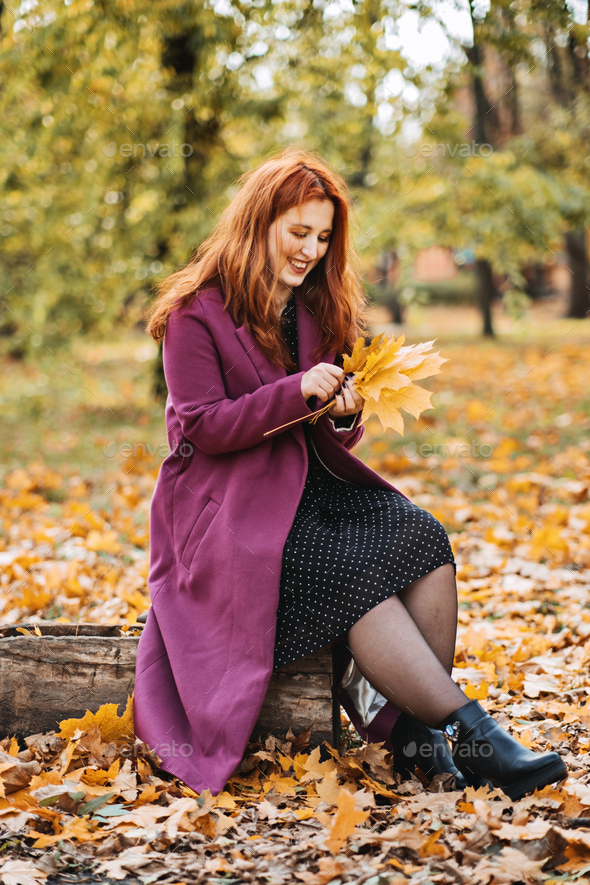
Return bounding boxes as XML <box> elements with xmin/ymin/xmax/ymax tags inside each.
<box><xmin>330</xmin><ymin>376</ymin><xmax>364</xmax><ymax>418</ymax></box>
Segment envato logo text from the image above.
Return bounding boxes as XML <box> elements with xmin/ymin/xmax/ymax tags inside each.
<box><xmin>103</xmin><ymin>141</ymin><xmax>194</xmax><ymax>158</ymax></box>
<box><xmin>404</xmin><ymin>740</ymin><xmax>493</xmax><ymax>758</ymax></box>
<box><xmin>121</xmin><ymin>740</ymin><xmax>193</xmax><ymax>759</ymax></box>
<box><xmin>403</xmin><ymin>441</ymin><xmax>493</xmax><ymax>459</ymax></box>
<box><xmin>103</xmin><ymin>441</ymin><xmax>193</xmax><ymax>458</ymax></box>
<box><xmin>403</xmin><ymin>142</ymin><xmax>493</xmax><ymax>159</ymax></box>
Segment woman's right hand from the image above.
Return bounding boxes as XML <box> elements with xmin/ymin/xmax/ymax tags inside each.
<box><xmin>301</xmin><ymin>363</ymin><xmax>345</xmax><ymax>403</ymax></box>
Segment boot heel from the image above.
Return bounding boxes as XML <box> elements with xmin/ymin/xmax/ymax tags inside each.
<box><xmin>502</xmin><ymin>757</ymin><xmax>569</xmax><ymax>802</ymax></box>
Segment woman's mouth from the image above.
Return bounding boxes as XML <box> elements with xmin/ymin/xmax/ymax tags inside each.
<box><xmin>288</xmin><ymin>259</ymin><xmax>308</xmax><ymax>275</ymax></box>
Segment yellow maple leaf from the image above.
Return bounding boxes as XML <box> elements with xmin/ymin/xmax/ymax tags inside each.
<box><xmin>30</xmin><ymin>816</ymin><xmax>101</xmax><ymax>848</ymax></box>
<box><xmin>419</xmin><ymin>828</ymin><xmax>451</xmax><ymax>858</ymax></box>
<box><xmin>316</xmin><ymin>789</ymin><xmax>370</xmax><ymax>854</ymax></box>
<box><xmin>363</xmin><ymin>393</ymin><xmax>404</xmax><ymax>435</ymax></box>
<box><xmin>342</xmin><ymin>333</ymin><xmax>387</xmax><ymax>374</ymax></box>
<box><xmin>85</xmin><ymin>529</ymin><xmax>121</xmax><ymax>554</ymax></box>
<box><xmin>298</xmin><ymin>746</ymin><xmax>337</xmax><ymax>783</ymax></box>
<box><xmin>464</xmin><ymin>680</ymin><xmax>489</xmax><ymax>700</ymax></box>
<box><xmin>315</xmin><ymin>768</ymin><xmax>345</xmax><ymax>806</ymax></box>
<box><xmin>268</xmin><ymin>332</ymin><xmax>445</xmax><ymax>436</ymax></box>
<box><xmin>363</xmin><ymin>368</ymin><xmax>413</xmax><ymax>402</ymax></box>
<box><xmin>344</xmin><ymin>333</ymin><xmax>446</xmax><ymax>436</ymax></box>
<box><xmin>58</xmin><ymin>695</ymin><xmax>135</xmax><ymax>743</ymax></box>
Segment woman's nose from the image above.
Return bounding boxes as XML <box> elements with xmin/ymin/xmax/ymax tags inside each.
<box><xmin>300</xmin><ymin>239</ymin><xmax>319</xmax><ymax>260</ymax></box>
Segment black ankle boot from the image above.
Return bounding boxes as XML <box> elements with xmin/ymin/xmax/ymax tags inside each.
<box><xmin>391</xmin><ymin>711</ymin><xmax>476</xmax><ymax>790</ymax></box>
<box><xmin>440</xmin><ymin>700</ymin><xmax>568</xmax><ymax>801</ymax></box>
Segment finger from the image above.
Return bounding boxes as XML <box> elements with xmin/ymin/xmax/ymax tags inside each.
<box><xmin>346</xmin><ymin>377</ymin><xmax>360</xmax><ymax>397</ymax></box>
<box><xmin>314</xmin><ymin>368</ymin><xmax>338</xmax><ymax>388</ymax></box>
<box><xmin>331</xmin><ymin>391</ymin><xmax>349</xmax><ymax>416</ymax></box>
<box><xmin>317</xmin><ymin>382</ymin><xmax>335</xmax><ymax>402</ymax></box>
<box><xmin>321</xmin><ymin>364</ymin><xmax>345</xmax><ymax>383</ymax></box>
<box><xmin>344</xmin><ymin>390</ymin><xmax>356</xmax><ymax>415</ymax></box>
<box><xmin>343</xmin><ymin>388</ymin><xmax>356</xmax><ymax>411</ymax></box>
<box><xmin>350</xmin><ymin>389</ymin><xmax>364</xmax><ymax>408</ymax></box>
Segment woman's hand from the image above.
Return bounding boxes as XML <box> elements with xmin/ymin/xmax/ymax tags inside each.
<box><xmin>301</xmin><ymin>364</ymin><xmax>364</xmax><ymax>417</ymax></box>
<box><xmin>330</xmin><ymin>375</ymin><xmax>364</xmax><ymax>418</ymax></box>
<box><xmin>301</xmin><ymin>363</ymin><xmax>345</xmax><ymax>403</ymax></box>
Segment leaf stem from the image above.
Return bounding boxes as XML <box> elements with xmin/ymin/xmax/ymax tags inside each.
<box><xmin>262</xmin><ymin>397</ymin><xmax>338</xmax><ymax>437</ymax></box>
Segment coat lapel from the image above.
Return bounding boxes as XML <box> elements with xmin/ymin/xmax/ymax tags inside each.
<box><xmin>235</xmin><ymin>323</ymin><xmax>285</xmax><ymax>385</ymax></box>
<box><xmin>234</xmin><ymin>288</ymin><xmax>335</xmax><ymax>383</ymax></box>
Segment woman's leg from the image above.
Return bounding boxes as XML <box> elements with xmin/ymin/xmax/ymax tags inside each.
<box><xmin>396</xmin><ymin>562</ymin><xmax>458</xmax><ymax>674</ymax></box>
<box><xmin>347</xmin><ymin>564</ymin><xmax>466</xmax><ymax>727</ymax></box>
<box><xmin>347</xmin><ymin>562</ymin><xmax>568</xmax><ymax>798</ymax></box>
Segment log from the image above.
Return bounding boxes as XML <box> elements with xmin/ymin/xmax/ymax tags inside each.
<box><xmin>249</xmin><ymin>647</ymin><xmax>339</xmax><ymax>748</ymax></box>
<box><xmin>0</xmin><ymin>624</ymin><xmax>138</xmax><ymax>738</ymax></box>
<box><xmin>0</xmin><ymin>623</ymin><xmax>339</xmax><ymax>749</ymax></box>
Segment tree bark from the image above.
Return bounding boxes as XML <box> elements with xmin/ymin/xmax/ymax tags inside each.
<box><xmin>507</xmin><ymin>66</ymin><xmax>522</xmax><ymax>136</ymax></box>
<box><xmin>153</xmin><ymin>341</ymin><xmax>168</xmax><ymax>402</ymax></box>
<box><xmin>465</xmin><ymin>1</ymin><xmax>498</xmax><ymax>145</ymax></box>
<box><xmin>377</xmin><ymin>250</ymin><xmax>403</xmax><ymax>324</ymax></box>
<box><xmin>476</xmin><ymin>258</ymin><xmax>496</xmax><ymax>337</ymax></box>
<box><xmin>568</xmin><ymin>30</ymin><xmax>589</xmax><ymax>92</ymax></box>
<box><xmin>565</xmin><ymin>228</ymin><xmax>590</xmax><ymax>318</ymax></box>
<box><xmin>465</xmin><ymin>2</ymin><xmax>500</xmax><ymax>336</ymax></box>
<box><xmin>544</xmin><ymin>25</ymin><xmax>571</xmax><ymax>107</ymax></box>
<box><xmin>0</xmin><ymin>623</ymin><xmax>338</xmax><ymax>748</ymax></box>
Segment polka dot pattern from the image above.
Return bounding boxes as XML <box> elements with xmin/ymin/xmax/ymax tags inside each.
<box><xmin>273</xmin><ymin>293</ymin><xmax>456</xmax><ymax>670</ymax></box>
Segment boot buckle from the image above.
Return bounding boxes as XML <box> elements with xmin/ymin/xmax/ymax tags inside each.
<box><xmin>444</xmin><ymin>721</ymin><xmax>461</xmax><ymax>746</ymax></box>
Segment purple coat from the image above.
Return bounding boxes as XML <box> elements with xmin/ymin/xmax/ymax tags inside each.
<box><xmin>134</xmin><ymin>285</ymin><xmax>403</xmax><ymax>794</ymax></box>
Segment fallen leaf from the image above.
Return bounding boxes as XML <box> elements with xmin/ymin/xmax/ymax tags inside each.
<box><xmin>315</xmin><ymin>788</ymin><xmax>370</xmax><ymax>854</ymax></box>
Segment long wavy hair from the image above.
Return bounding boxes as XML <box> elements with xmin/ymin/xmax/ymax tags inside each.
<box><xmin>145</xmin><ymin>147</ymin><xmax>370</xmax><ymax>371</ymax></box>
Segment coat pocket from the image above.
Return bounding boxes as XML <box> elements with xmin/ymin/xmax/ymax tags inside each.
<box><xmin>180</xmin><ymin>496</ymin><xmax>221</xmax><ymax>571</ymax></box>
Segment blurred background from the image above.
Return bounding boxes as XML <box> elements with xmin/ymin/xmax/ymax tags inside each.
<box><xmin>1</xmin><ymin>0</ymin><xmax>590</xmax><ymax>624</ymax></box>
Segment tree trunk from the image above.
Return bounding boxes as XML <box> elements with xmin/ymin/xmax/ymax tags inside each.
<box><xmin>565</xmin><ymin>228</ymin><xmax>590</xmax><ymax>318</ymax></box>
<box><xmin>465</xmin><ymin>1</ymin><xmax>498</xmax><ymax>145</ymax></box>
<box><xmin>476</xmin><ymin>258</ymin><xmax>496</xmax><ymax>337</ymax></box>
<box><xmin>568</xmin><ymin>30</ymin><xmax>589</xmax><ymax>92</ymax></box>
<box><xmin>465</xmin><ymin>2</ymin><xmax>498</xmax><ymax>337</ymax></box>
<box><xmin>545</xmin><ymin>25</ymin><xmax>570</xmax><ymax>107</ymax></box>
<box><xmin>153</xmin><ymin>341</ymin><xmax>168</xmax><ymax>402</ymax></box>
<box><xmin>377</xmin><ymin>249</ymin><xmax>403</xmax><ymax>324</ymax></box>
<box><xmin>507</xmin><ymin>66</ymin><xmax>522</xmax><ymax>136</ymax></box>
<box><xmin>388</xmin><ymin>294</ymin><xmax>403</xmax><ymax>325</ymax></box>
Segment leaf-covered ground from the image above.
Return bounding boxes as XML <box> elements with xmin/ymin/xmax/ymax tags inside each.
<box><xmin>2</xmin><ymin>313</ymin><xmax>590</xmax><ymax>884</ymax></box>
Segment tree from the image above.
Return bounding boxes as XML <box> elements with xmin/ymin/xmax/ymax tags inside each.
<box><xmin>0</xmin><ymin>0</ymin><xmax>302</xmax><ymax>355</ymax></box>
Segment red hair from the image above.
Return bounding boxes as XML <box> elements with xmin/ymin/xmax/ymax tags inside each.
<box><xmin>145</xmin><ymin>147</ymin><xmax>370</xmax><ymax>370</ymax></box>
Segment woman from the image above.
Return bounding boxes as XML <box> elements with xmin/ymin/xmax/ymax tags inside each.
<box><xmin>134</xmin><ymin>148</ymin><xmax>567</xmax><ymax>801</ymax></box>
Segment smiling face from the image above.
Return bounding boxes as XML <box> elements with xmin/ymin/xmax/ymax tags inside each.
<box><xmin>267</xmin><ymin>199</ymin><xmax>334</xmax><ymax>307</ymax></box>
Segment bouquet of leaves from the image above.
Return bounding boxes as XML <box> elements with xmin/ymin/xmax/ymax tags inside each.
<box><xmin>264</xmin><ymin>332</ymin><xmax>447</xmax><ymax>436</ymax></box>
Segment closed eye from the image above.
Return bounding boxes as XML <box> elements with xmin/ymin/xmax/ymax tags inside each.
<box><xmin>293</xmin><ymin>233</ymin><xmax>329</xmax><ymax>243</ymax></box>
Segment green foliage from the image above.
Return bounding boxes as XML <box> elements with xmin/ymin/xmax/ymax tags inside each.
<box><xmin>0</xmin><ymin>0</ymin><xmax>291</xmax><ymax>355</ymax></box>
<box><xmin>1</xmin><ymin>0</ymin><xmax>589</xmax><ymax>353</ymax></box>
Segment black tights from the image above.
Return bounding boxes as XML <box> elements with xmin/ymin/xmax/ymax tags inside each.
<box><xmin>347</xmin><ymin>563</ymin><xmax>468</xmax><ymax>727</ymax></box>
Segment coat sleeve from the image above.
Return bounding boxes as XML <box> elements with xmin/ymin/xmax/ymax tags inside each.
<box><xmin>321</xmin><ymin>409</ymin><xmax>365</xmax><ymax>450</ymax></box>
<box><xmin>162</xmin><ymin>302</ymin><xmax>316</xmax><ymax>455</ymax></box>
<box><xmin>329</xmin><ymin>412</ymin><xmax>361</xmax><ymax>432</ymax></box>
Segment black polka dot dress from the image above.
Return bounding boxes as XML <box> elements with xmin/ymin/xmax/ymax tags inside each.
<box><xmin>273</xmin><ymin>292</ymin><xmax>456</xmax><ymax>670</ymax></box>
